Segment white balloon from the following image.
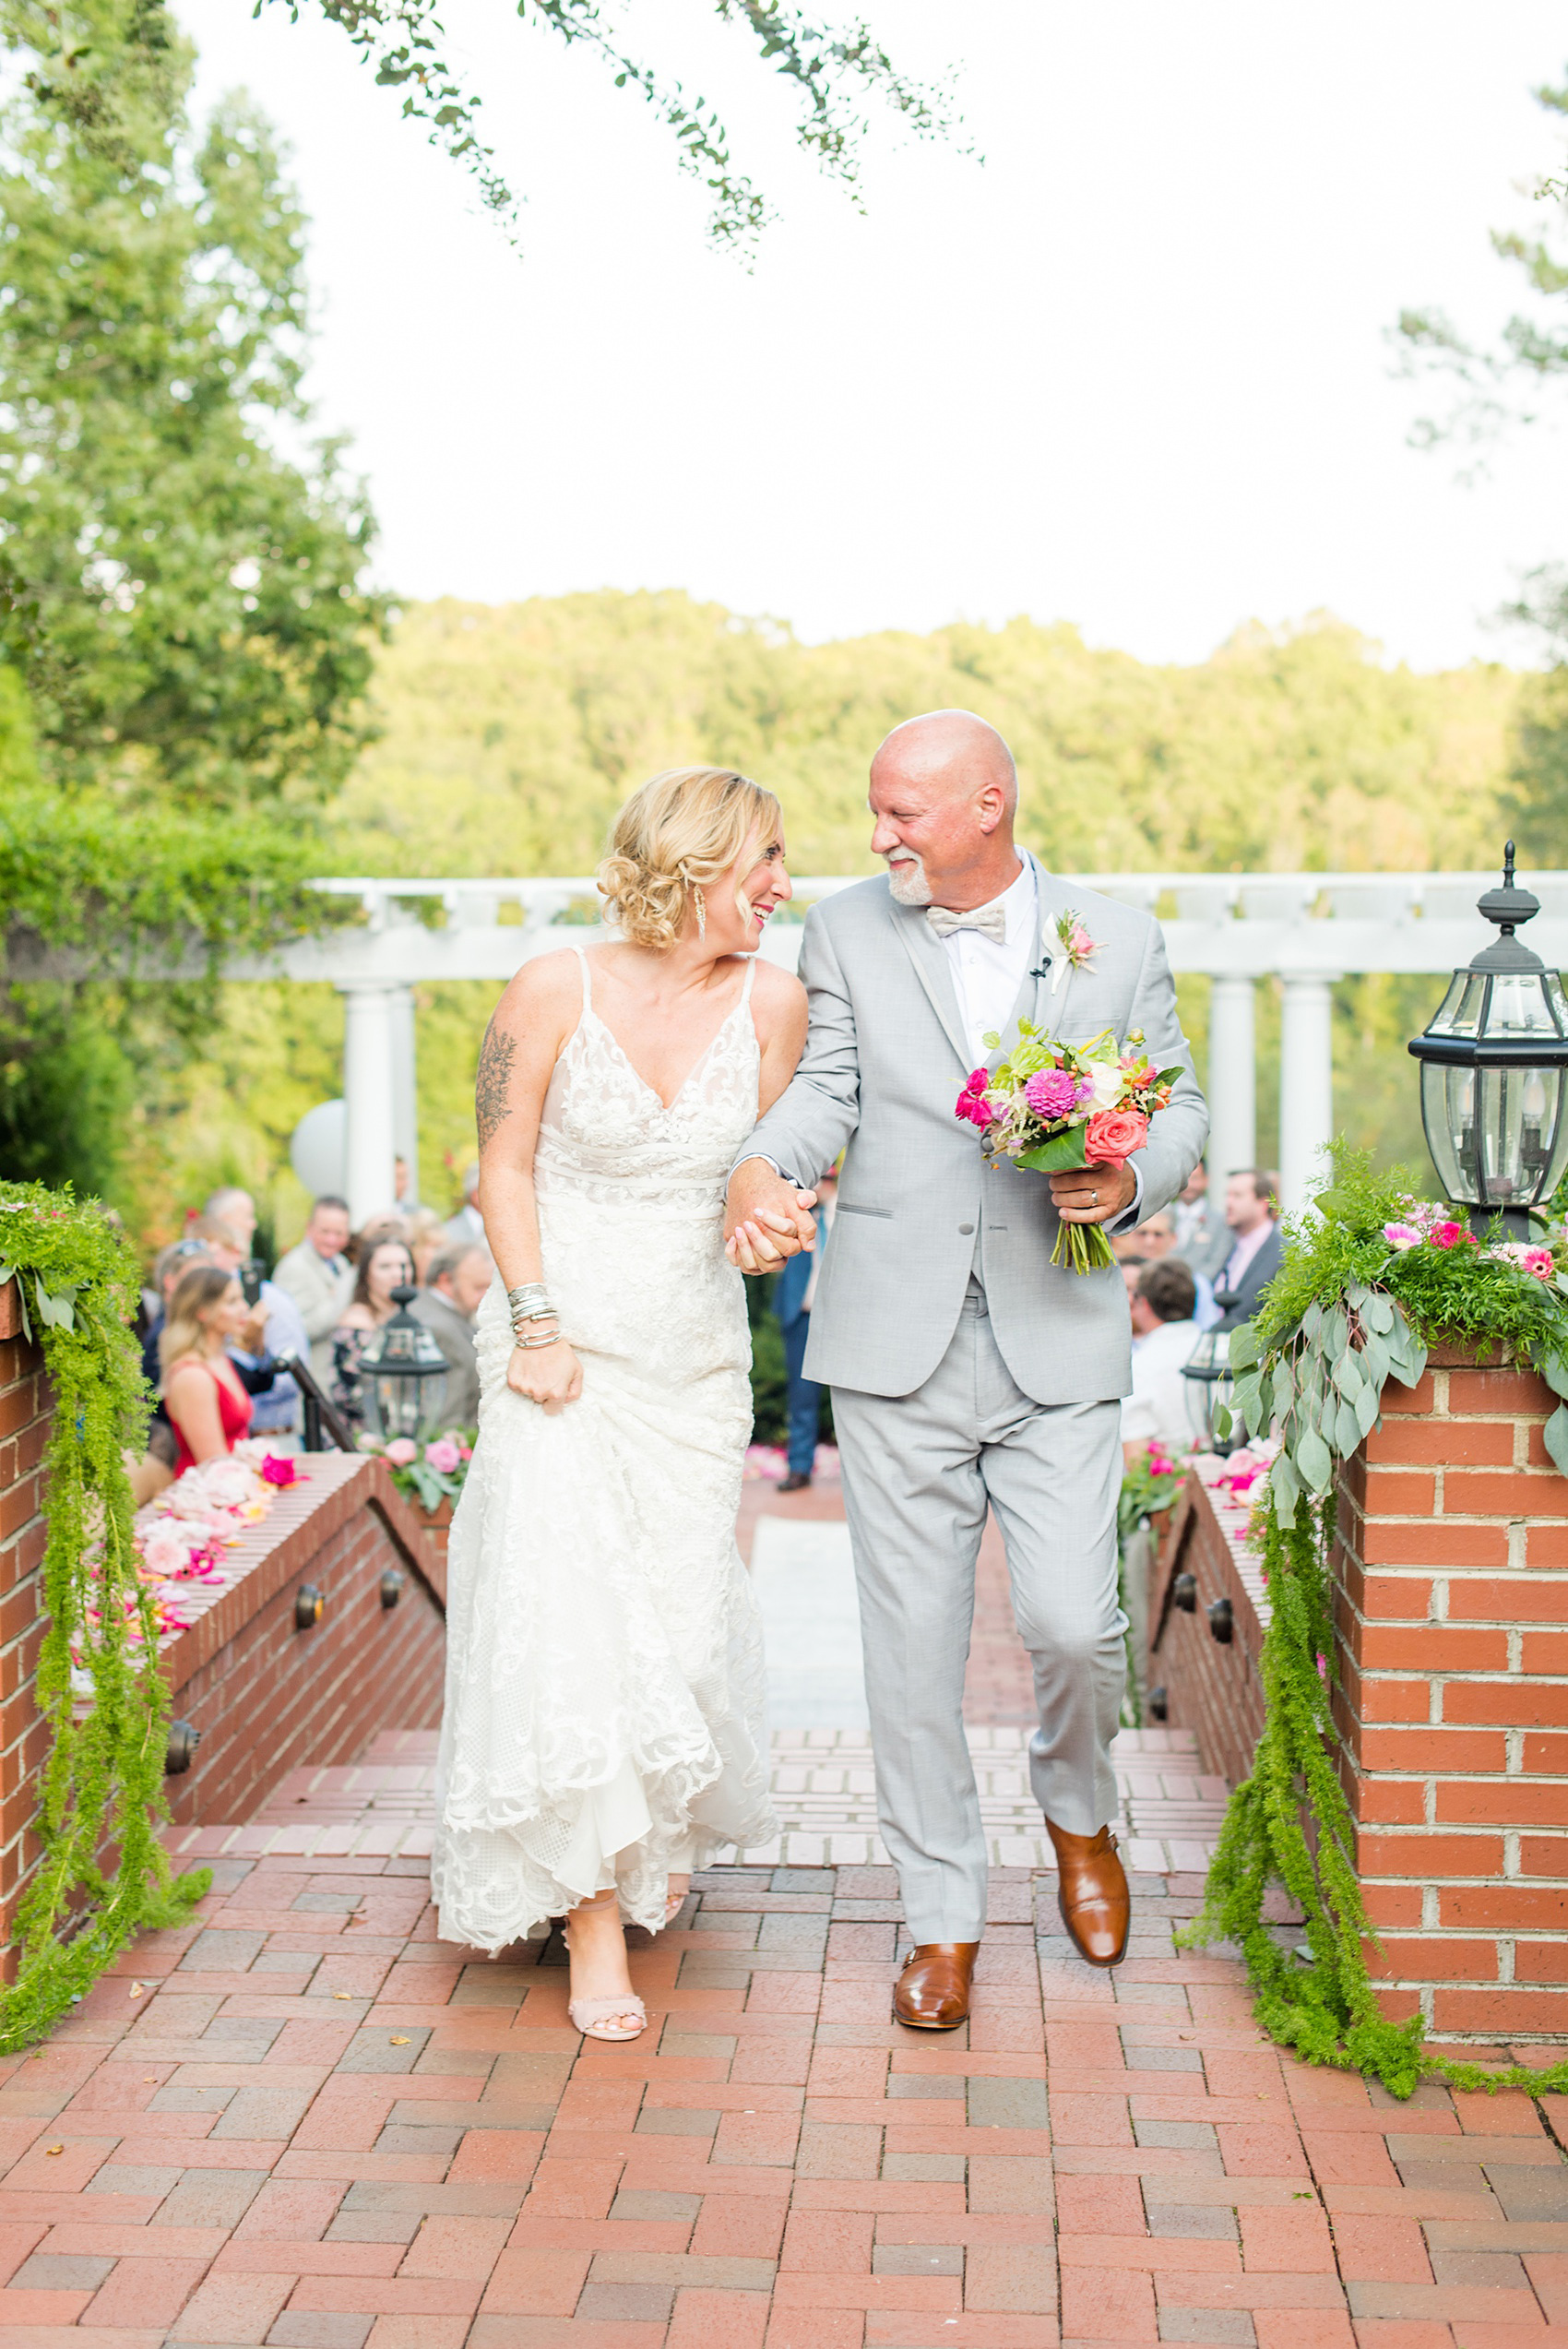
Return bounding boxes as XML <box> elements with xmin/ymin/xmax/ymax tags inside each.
<box><xmin>290</xmin><ymin>1100</ymin><xmax>347</xmax><ymax>1198</ymax></box>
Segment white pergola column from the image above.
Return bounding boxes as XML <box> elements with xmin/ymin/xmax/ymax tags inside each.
<box><xmin>339</xmin><ymin>983</ymin><xmax>399</xmax><ymax>1229</ymax></box>
<box><xmin>1206</xmin><ymin>976</ymin><xmax>1257</xmax><ymax>1178</ymax></box>
<box><xmin>389</xmin><ymin>984</ymin><xmax>420</xmax><ymax>1207</ymax></box>
<box><xmin>1278</xmin><ymin>972</ymin><xmax>1340</xmax><ymax>1216</ymax></box>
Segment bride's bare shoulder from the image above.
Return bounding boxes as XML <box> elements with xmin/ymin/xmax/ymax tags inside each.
<box><xmin>749</xmin><ymin>956</ymin><xmax>807</xmax><ymax>1039</ymax></box>
<box><xmin>491</xmin><ymin>947</ymin><xmax>585</xmax><ymax>1031</ymax></box>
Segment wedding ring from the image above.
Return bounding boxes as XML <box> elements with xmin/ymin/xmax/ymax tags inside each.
<box><xmin>1090</xmin><ymin>1188</ymin><xmax>1099</xmax><ymax>1207</ymax></box>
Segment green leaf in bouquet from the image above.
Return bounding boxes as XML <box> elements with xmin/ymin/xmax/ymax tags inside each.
<box><xmin>1153</xmin><ymin>1066</ymin><xmax>1185</xmax><ymax>1086</ymax></box>
<box><xmin>1017</xmin><ymin>1127</ymin><xmax>1088</xmax><ymax>1174</ymax></box>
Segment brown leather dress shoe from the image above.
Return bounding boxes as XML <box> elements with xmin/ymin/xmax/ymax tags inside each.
<box><xmin>893</xmin><ymin>1942</ymin><xmax>980</xmax><ymax>2029</ymax></box>
<box><xmin>1046</xmin><ymin>1819</ymin><xmax>1130</xmax><ymax>1967</ymax></box>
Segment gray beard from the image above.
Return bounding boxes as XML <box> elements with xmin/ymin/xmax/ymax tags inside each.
<box><xmin>885</xmin><ymin>854</ymin><xmax>932</xmax><ymax>907</ymax></box>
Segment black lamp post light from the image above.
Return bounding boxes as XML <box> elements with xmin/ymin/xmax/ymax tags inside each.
<box><xmin>362</xmin><ymin>1285</ymin><xmax>449</xmax><ymax>1445</ymax></box>
<box><xmin>1408</xmin><ymin>846</ymin><xmax>1568</xmax><ymax>1243</ymax></box>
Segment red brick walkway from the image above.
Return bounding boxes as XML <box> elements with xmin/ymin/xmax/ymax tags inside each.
<box><xmin>2</xmin><ymin>1476</ymin><xmax>1565</xmax><ymax>2343</ymax></box>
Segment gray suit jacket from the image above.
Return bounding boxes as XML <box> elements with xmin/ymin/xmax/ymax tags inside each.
<box><xmin>742</xmin><ymin>857</ymin><xmax>1208</xmax><ymax>1405</ymax></box>
<box><xmin>410</xmin><ymin>1288</ymin><xmax>481</xmax><ymax>1431</ymax></box>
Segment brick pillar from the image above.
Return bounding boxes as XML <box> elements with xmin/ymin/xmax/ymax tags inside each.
<box><xmin>1336</xmin><ymin>1343</ymin><xmax>1568</xmax><ymax>2044</ymax></box>
<box><xmin>0</xmin><ymin>1278</ymin><xmax>50</xmax><ymax>1973</ymax></box>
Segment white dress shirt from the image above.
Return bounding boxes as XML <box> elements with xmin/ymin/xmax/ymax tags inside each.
<box><xmin>939</xmin><ymin>858</ymin><xmax>1143</xmax><ymax>1225</ymax></box>
<box><xmin>939</xmin><ymin>858</ymin><xmax>1038</xmax><ymax>1069</ymax></box>
<box><xmin>1121</xmin><ymin>1316</ymin><xmax>1200</xmax><ymax>1452</ymax></box>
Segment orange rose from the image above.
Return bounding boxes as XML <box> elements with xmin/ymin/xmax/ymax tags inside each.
<box><xmin>1083</xmin><ymin>1108</ymin><xmax>1149</xmax><ymax>1167</ymax></box>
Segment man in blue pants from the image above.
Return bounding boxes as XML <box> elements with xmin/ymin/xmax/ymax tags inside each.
<box><xmin>773</xmin><ymin>1167</ymin><xmax>836</xmax><ymax>1492</ymax></box>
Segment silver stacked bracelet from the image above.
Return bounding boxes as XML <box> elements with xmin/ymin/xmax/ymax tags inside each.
<box><xmin>507</xmin><ymin>1282</ymin><xmax>562</xmax><ymax>1348</ymax></box>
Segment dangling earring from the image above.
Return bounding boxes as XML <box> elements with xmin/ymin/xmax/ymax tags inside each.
<box><xmin>694</xmin><ymin>885</ymin><xmax>707</xmax><ymax>938</ymax></box>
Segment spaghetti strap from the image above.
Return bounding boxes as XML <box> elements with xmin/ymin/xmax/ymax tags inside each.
<box><xmin>741</xmin><ymin>954</ymin><xmax>757</xmax><ymax>1008</ymax></box>
<box><xmin>569</xmin><ymin>939</ymin><xmax>591</xmax><ymax>1014</ymax></box>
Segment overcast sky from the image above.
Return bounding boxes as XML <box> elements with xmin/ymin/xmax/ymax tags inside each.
<box><xmin>175</xmin><ymin>0</ymin><xmax>1568</xmax><ymax>670</ymax></box>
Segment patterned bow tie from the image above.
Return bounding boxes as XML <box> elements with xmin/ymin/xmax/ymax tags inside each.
<box><xmin>926</xmin><ymin>900</ymin><xmax>1008</xmax><ymax>945</ymax></box>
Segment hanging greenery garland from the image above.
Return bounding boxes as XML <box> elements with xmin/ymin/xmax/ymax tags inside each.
<box><xmin>0</xmin><ymin>1180</ymin><xmax>208</xmax><ymax>2053</ymax></box>
<box><xmin>1182</xmin><ymin>1148</ymin><xmax>1568</xmax><ymax>2099</ymax></box>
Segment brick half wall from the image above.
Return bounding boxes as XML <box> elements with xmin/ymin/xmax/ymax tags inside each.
<box><xmin>1337</xmin><ymin>1347</ymin><xmax>1568</xmax><ymax>2044</ymax></box>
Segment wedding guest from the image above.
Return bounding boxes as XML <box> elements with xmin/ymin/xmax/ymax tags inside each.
<box><xmin>1212</xmin><ymin>1169</ymin><xmax>1283</xmax><ymax>1331</ymax></box>
<box><xmin>410</xmin><ymin>1243</ymin><xmax>491</xmax><ymax>1428</ymax></box>
<box><xmin>196</xmin><ymin>1214</ymin><xmax>308</xmax><ymax>1440</ymax></box>
<box><xmin>395</xmin><ymin>1155</ymin><xmax>412</xmax><ymax>1204</ymax></box>
<box><xmin>331</xmin><ymin>1235</ymin><xmax>416</xmax><ymax>1428</ymax></box>
<box><xmin>406</xmin><ymin>1208</ymin><xmax>449</xmax><ymax>1287</ymax></box>
<box><xmin>1172</xmin><ymin>1163</ymin><xmax>1228</xmax><ymax>1274</ymax></box>
<box><xmin>274</xmin><ymin>1196</ymin><xmax>356</xmax><ymax>1387</ymax></box>
<box><xmin>1122</xmin><ymin>1259</ymin><xmax>1200</xmax><ymax>1462</ymax></box>
<box><xmin>773</xmin><ymin>1167</ymin><xmax>837</xmax><ymax>1491</ymax></box>
<box><xmin>1120</xmin><ymin>1251</ymin><xmax>1148</xmax><ymax>1307</ymax></box>
<box><xmin>1131</xmin><ymin>1209</ymin><xmax>1218</xmax><ymax>1329</ymax></box>
<box><xmin>445</xmin><ymin>1161</ymin><xmax>486</xmax><ymax>1248</ymax></box>
<box><xmin>160</xmin><ymin>1267</ymin><xmax>260</xmax><ymax>1474</ymax></box>
<box><xmin>202</xmin><ymin>1185</ymin><xmax>258</xmax><ymax>1256</ymax></box>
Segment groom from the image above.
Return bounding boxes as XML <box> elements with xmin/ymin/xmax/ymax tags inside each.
<box><xmin>727</xmin><ymin>710</ymin><xmax>1207</xmax><ymax>2025</ymax></box>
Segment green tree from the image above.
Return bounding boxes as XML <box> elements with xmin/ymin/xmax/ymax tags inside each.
<box><xmin>0</xmin><ymin>0</ymin><xmax>382</xmax><ymax>1196</ymax></box>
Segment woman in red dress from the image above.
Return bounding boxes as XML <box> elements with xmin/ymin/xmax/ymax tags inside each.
<box><xmin>160</xmin><ymin>1266</ymin><xmax>257</xmax><ymax>1475</ymax></box>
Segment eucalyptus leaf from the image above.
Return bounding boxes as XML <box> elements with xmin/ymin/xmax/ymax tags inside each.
<box><xmin>1227</xmin><ymin>1324</ymin><xmax>1260</xmax><ymax>1372</ymax></box>
<box><xmin>1318</xmin><ymin>1391</ymin><xmax>1338</xmax><ymax>1442</ymax></box>
<box><xmin>1325</xmin><ymin>1306</ymin><xmax>1348</xmax><ymax>1358</ymax></box>
<box><xmin>1536</xmin><ymin>1348</ymin><xmax>1568</xmax><ymax>1403</ymax></box>
<box><xmin>1335</xmin><ymin>1398</ymin><xmax>1361</xmax><ymax>1458</ymax></box>
<box><xmin>1302</xmin><ymin>1298</ymin><xmax>1323</xmax><ymax>1341</ymax></box>
<box><xmin>1296</xmin><ymin>1425</ymin><xmax>1334</xmax><ymax>1495</ymax></box>
<box><xmin>1213</xmin><ymin>1404</ymin><xmax>1234</xmax><ymax>1441</ymax></box>
<box><xmin>1354</xmin><ymin>1380</ymin><xmax>1380</xmax><ymax>1438</ymax></box>
<box><xmin>1334</xmin><ymin>1347</ymin><xmax>1363</xmax><ymax>1400</ymax></box>
<box><xmin>1359</xmin><ymin>1330</ymin><xmax>1390</xmax><ymax>1389</ymax></box>
<box><xmin>1242</xmin><ymin>1384</ymin><xmax>1268</xmax><ymax>1437</ymax></box>
<box><xmin>1271</xmin><ymin>1361</ymin><xmax>1296</xmax><ymax>1420</ymax></box>
<box><xmin>1270</xmin><ymin>1451</ymin><xmax>1301</xmax><ymax>1525</ymax></box>
<box><xmin>1360</xmin><ymin>1291</ymin><xmax>1395</xmax><ymax>1335</ymax></box>
<box><xmin>1545</xmin><ymin>1402</ymin><xmax>1568</xmax><ymax>1477</ymax></box>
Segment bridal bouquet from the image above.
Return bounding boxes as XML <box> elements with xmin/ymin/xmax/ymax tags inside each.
<box><xmin>955</xmin><ymin>1022</ymin><xmax>1183</xmax><ymax>1272</ymax></box>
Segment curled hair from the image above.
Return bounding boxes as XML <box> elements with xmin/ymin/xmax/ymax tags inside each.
<box><xmin>598</xmin><ymin>766</ymin><xmax>783</xmax><ymax>951</ymax></box>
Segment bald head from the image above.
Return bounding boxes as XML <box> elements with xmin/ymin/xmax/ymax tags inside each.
<box><xmin>871</xmin><ymin>710</ymin><xmax>1017</xmax><ymax>811</ymax></box>
<box><xmin>868</xmin><ymin>709</ymin><xmax>1023</xmax><ymax>913</ymax></box>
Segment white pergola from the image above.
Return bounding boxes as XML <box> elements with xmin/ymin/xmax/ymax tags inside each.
<box><xmin>234</xmin><ymin>870</ymin><xmax>1568</xmax><ymax>1225</ymax></box>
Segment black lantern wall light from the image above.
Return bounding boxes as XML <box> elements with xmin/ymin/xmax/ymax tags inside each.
<box><xmin>1408</xmin><ymin>845</ymin><xmax>1568</xmax><ymax>1242</ymax></box>
<box><xmin>361</xmin><ymin>1286</ymin><xmax>449</xmax><ymax>1444</ymax></box>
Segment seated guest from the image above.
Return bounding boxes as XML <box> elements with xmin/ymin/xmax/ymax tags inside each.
<box><xmin>445</xmin><ymin>1162</ymin><xmax>485</xmax><ymax>1248</ymax></box>
<box><xmin>1172</xmin><ymin>1163</ymin><xmax>1229</xmax><ymax>1275</ymax></box>
<box><xmin>410</xmin><ymin>1243</ymin><xmax>491</xmax><ymax>1429</ymax></box>
<box><xmin>331</xmin><ymin>1235</ymin><xmax>416</xmax><ymax>1428</ymax></box>
<box><xmin>274</xmin><ymin>1195</ymin><xmax>355</xmax><ymax>1389</ymax></box>
<box><xmin>1132</xmin><ymin>1209</ymin><xmax>1218</xmax><ymax>1329</ymax></box>
<box><xmin>140</xmin><ymin>1238</ymin><xmax>214</xmax><ymax>1396</ymax></box>
<box><xmin>406</xmin><ymin>1208</ymin><xmax>450</xmax><ymax>1288</ymax></box>
<box><xmin>1212</xmin><ymin>1169</ymin><xmax>1283</xmax><ymax>1331</ymax></box>
<box><xmin>196</xmin><ymin>1213</ymin><xmax>309</xmax><ymax>1441</ymax></box>
<box><xmin>1122</xmin><ymin>1258</ymin><xmax>1200</xmax><ymax>1463</ymax></box>
<box><xmin>161</xmin><ymin>1268</ymin><xmax>263</xmax><ymax>1474</ymax></box>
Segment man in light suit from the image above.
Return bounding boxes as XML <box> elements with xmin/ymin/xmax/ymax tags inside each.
<box><xmin>726</xmin><ymin>711</ymin><xmax>1207</xmax><ymax>2025</ymax></box>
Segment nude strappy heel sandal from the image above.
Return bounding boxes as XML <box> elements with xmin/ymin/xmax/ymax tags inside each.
<box><xmin>662</xmin><ymin>1875</ymin><xmax>692</xmax><ymax>1929</ymax></box>
<box><xmin>564</xmin><ymin>1890</ymin><xmax>647</xmax><ymax>2043</ymax></box>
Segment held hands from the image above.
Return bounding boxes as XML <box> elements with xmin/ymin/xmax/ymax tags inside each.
<box><xmin>507</xmin><ymin>1336</ymin><xmax>584</xmax><ymax>1413</ymax></box>
<box><xmin>724</xmin><ymin>1159</ymin><xmax>817</xmax><ymax>1274</ymax></box>
<box><xmin>1049</xmin><ymin>1163</ymin><xmax>1137</xmax><ymax>1226</ymax></box>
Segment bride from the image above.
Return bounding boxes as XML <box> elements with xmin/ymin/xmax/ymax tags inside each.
<box><xmin>432</xmin><ymin>766</ymin><xmax>810</xmax><ymax>2042</ymax></box>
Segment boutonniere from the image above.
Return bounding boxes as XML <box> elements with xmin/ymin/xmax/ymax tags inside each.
<box><xmin>1051</xmin><ymin>910</ymin><xmax>1100</xmax><ymax>994</ymax></box>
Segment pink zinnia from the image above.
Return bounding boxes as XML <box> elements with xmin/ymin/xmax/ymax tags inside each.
<box><xmin>260</xmin><ymin>1454</ymin><xmax>299</xmax><ymax>1487</ymax></box>
<box><xmin>1431</xmin><ymin>1222</ymin><xmax>1475</xmax><ymax>1250</ymax></box>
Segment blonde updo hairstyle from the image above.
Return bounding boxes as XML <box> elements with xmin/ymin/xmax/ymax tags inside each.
<box><xmin>598</xmin><ymin>767</ymin><xmax>782</xmax><ymax>952</ymax></box>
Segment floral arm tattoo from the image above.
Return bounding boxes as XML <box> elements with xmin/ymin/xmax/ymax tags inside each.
<box><xmin>475</xmin><ymin>1020</ymin><xmax>517</xmax><ymax>1150</ymax></box>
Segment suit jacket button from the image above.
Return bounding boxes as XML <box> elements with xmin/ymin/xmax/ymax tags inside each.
<box><xmin>958</xmin><ymin>1223</ymin><xmax>975</xmax><ymax>1234</ymax></box>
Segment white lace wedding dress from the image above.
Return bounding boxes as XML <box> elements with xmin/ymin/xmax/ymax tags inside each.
<box><xmin>432</xmin><ymin>943</ymin><xmax>778</xmax><ymax>1948</ymax></box>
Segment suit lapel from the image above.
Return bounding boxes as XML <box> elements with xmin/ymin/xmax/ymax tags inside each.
<box><xmin>887</xmin><ymin>897</ymin><xmax>971</xmax><ymax>1073</ymax></box>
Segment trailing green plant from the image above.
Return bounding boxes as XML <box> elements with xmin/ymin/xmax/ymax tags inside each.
<box><xmin>1183</xmin><ymin>1145</ymin><xmax>1568</xmax><ymax>2098</ymax></box>
<box><xmin>0</xmin><ymin>1179</ymin><xmax>208</xmax><ymax>2053</ymax></box>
